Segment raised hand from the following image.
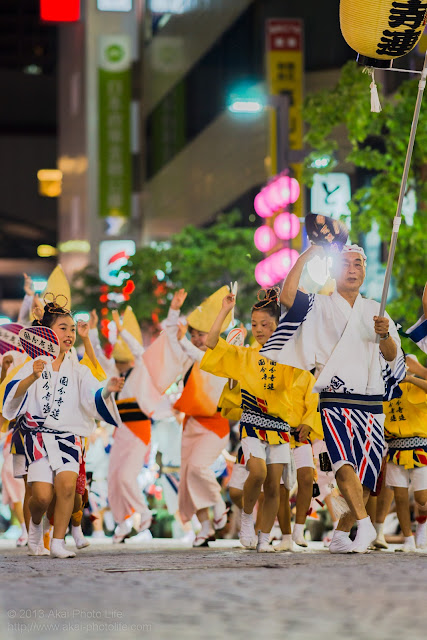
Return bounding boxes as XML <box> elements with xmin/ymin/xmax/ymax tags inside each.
<box><xmin>1</xmin><ymin>355</ymin><xmax>14</xmax><ymax>380</ymax></box>
<box><xmin>32</xmin><ymin>359</ymin><xmax>46</xmax><ymax>380</ymax></box>
<box><xmin>171</xmin><ymin>289</ymin><xmax>188</xmax><ymax>311</ymax></box>
<box><xmin>23</xmin><ymin>273</ymin><xmax>34</xmax><ymax>297</ymax></box>
<box><xmin>305</xmin><ymin>244</ymin><xmax>325</xmax><ymax>260</ymax></box>
<box><xmin>112</xmin><ymin>309</ymin><xmax>122</xmax><ymax>333</ymax></box>
<box><xmin>77</xmin><ymin>320</ymin><xmax>89</xmax><ymax>339</ymax></box>
<box><xmin>221</xmin><ymin>294</ymin><xmax>236</xmax><ymax>313</ymax></box>
<box><xmin>89</xmin><ymin>309</ymin><xmax>98</xmax><ymax>330</ymax></box>
<box><xmin>32</xmin><ymin>294</ymin><xmax>44</xmax><ymax>320</ymax></box>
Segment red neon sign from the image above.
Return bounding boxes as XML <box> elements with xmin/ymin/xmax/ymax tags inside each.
<box><xmin>40</xmin><ymin>0</ymin><xmax>80</xmax><ymax>22</ymax></box>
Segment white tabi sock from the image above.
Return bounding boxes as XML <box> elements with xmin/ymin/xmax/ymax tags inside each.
<box><xmin>329</xmin><ymin>529</ymin><xmax>353</xmax><ymax>554</ymax></box>
<box><xmin>240</xmin><ymin>511</ymin><xmax>254</xmax><ymax>533</ymax></box>
<box><xmin>239</xmin><ymin>511</ymin><xmax>256</xmax><ymax>547</ymax></box>
<box><xmin>356</xmin><ymin>516</ymin><xmax>371</xmax><ymax>528</ymax></box>
<box><xmin>258</xmin><ymin>531</ymin><xmax>270</xmax><ymax>546</ymax></box>
<box><xmin>400</xmin><ymin>535</ymin><xmax>416</xmax><ymax>553</ymax></box>
<box><xmin>415</xmin><ymin>520</ymin><xmax>427</xmax><ymax>548</ymax></box>
<box><xmin>28</xmin><ymin>518</ymin><xmax>43</xmax><ymax>555</ymax></box>
<box><xmin>374</xmin><ymin>522</ymin><xmax>384</xmax><ymax>536</ymax></box>
<box><xmin>351</xmin><ymin>517</ymin><xmax>376</xmax><ymax>553</ymax></box>
<box><xmin>50</xmin><ymin>538</ymin><xmax>76</xmax><ymax>559</ymax></box>
<box><xmin>334</xmin><ymin>530</ymin><xmax>350</xmax><ymax>540</ymax></box>
<box><xmin>72</xmin><ymin>525</ymin><xmax>90</xmax><ymax>549</ymax></box>
<box><xmin>21</xmin><ymin>522</ymin><xmax>27</xmax><ymax>535</ymax></box>
<box><xmin>293</xmin><ymin>523</ymin><xmax>305</xmax><ymax>538</ymax></box>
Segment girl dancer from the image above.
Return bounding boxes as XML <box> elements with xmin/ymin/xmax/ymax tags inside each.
<box><xmin>384</xmin><ymin>354</ymin><xmax>427</xmax><ymax>551</ymax></box>
<box><xmin>201</xmin><ymin>288</ymin><xmax>314</xmax><ymax>552</ymax></box>
<box><xmin>2</xmin><ymin>297</ymin><xmax>123</xmax><ymax>558</ymax></box>
<box><xmin>89</xmin><ymin>307</ymin><xmax>161</xmax><ymax>542</ymax></box>
<box><xmin>145</xmin><ymin>288</ymin><xmax>231</xmax><ymax>546</ymax></box>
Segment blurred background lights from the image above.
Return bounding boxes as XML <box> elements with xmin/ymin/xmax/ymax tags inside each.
<box><xmin>74</xmin><ymin>311</ymin><xmax>90</xmax><ymax>323</ymax></box>
<box><xmin>31</xmin><ymin>278</ymin><xmax>48</xmax><ymax>294</ymax></box>
<box><xmin>310</xmin><ymin>155</ymin><xmax>331</xmax><ymax>169</ymax></box>
<box><xmin>37</xmin><ymin>169</ymin><xmax>63</xmax><ymax>198</ymax></box>
<box><xmin>255</xmin><ymin>248</ymin><xmax>299</xmax><ymax>287</ymax></box>
<box><xmin>254</xmin><ymin>225</ymin><xmax>276</xmax><ymax>253</ymax></box>
<box><xmin>254</xmin><ymin>175</ymin><xmax>300</xmax><ymax>219</ymax></box>
<box><xmin>155</xmin><ymin>269</ymin><xmax>166</xmax><ymax>281</ymax></box>
<box><xmin>274</xmin><ymin>212</ymin><xmax>300</xmax><ymax>240</ymax></box>
<box><xmin>37</xmin><ymin>244</ymin><xmax>58</xmax><ymax>258</ymax></box>
<box><xmin>254</xmin><ymin>191</ymin><xmax>273</xmax><ymax>218</ymax></box>
<box><xmin>228</xmin><ymin>100</ymin><xmax>263</xmax><ymax>114</ymax></box>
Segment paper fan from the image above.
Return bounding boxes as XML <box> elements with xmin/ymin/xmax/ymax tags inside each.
<box><xmin>0</xmin><ymin>323</ymin><xmax>25</xmax><ymax>355</ymax></box>
<box><xmin>226</xmin><ymin>327</ymin><xmax>245</xmax><ymax>347</ymax></box>
<box><xmin>305</xmin><ymin>214</ymin><xmax>348</xmax><ymax>252</ymax></box>
<box><xmin>19</xmin><ymin>326</ymin><xmax>60</xmax><ymax>360</ymax></box>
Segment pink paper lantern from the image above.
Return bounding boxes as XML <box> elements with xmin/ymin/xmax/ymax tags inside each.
<box><xmin>254</xmin><ymin>191</ymin><xmax>273</xmax><ymax>218</ymax></box>
<box><xmin>276</xmin><ymin>176</ymin><xmax>300</xmax><ymax>206</ymax></box>
<box><xmin>255</xmin><ymin>260</ymin><xmax>276</xmax><ymax>288</ymax></box>
<box><xmin>254</xmin><ymin>225</ymin><xmax>276</xmax><ymax>253</ymax></box>
<box><xmin>274</xmin><ymin>212</ymin><xmax>300</xmax><ymax>240</ymax></box>
<box><xmin>263</xmin><ymin>181</ymin><xmax>283</xmax><ymax>211</ymax></box>
<box><xmin>273</xmin><ymin>248</ymin><xmax>300</xmax><ymax>280</ymax></box>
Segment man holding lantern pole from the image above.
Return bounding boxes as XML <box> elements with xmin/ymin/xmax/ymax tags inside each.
<box><xmin>260</xmin><ymin>243</ymin><xmax>404</xmax><ymax>554</ymax></box>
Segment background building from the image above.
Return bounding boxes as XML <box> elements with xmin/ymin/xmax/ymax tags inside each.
<box><xmin>1</xmin><ymin>0</ymin><xmax>409</xmax><ymax>316</ymax></box>
<box><xmin>0</xmin><ymin>0</ymin><xmax>57</xmax><ymax>318</ymax></box>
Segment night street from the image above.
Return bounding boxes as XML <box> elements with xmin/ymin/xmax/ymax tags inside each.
<box><xmin>0</xmin><ymin>539</ymin><xmax>426</xmax><ymax>640</ymax></box>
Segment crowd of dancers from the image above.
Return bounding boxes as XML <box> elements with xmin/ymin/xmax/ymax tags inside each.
<box><xmin>0</xmin><ymin>243</ymin><xmax>426</xmax><ymax>558</ymax></box>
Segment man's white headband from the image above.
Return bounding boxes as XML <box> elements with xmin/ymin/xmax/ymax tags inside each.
<box><xmin>341</xmin><ymin>244</ymin><xmax>367</xmax><ymax>263</ymax></box>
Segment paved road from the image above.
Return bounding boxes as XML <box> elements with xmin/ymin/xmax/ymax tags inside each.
<box><xmin>0</xmin><ymin>538</ymin><xmax>426</xmax><ymax>640</ymax></box>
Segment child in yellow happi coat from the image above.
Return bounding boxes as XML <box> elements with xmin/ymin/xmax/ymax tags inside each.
<box><xmin>201</xmin><ymin>288</ymin><xmax>316</xmax><ymax>552</ymax></box>
<box><xmin>384</xmin><ymin>354</ymin><xmax>427</xmax><ymax>552</ymax></box>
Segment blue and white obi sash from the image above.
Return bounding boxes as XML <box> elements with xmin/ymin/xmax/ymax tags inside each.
<box><xmin>15</xmin><ymin>412</ymin><xmax>82</xmax><ymax>472</ymax></box>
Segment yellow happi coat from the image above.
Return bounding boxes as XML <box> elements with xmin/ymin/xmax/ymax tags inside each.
<box><xmin>384</xmin><ymin>382</ymin><xmax>427</xmax><ymax>469</ymax></box>
<box><xmin>201</xmin><ymin>338</ymin><xmax>317</xmax><ymax>445</ymax></box>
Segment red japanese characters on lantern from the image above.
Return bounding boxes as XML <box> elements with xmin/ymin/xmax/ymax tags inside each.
<box><xmin>340</xmin><ymin>0</ymin><xmax>427</xmax><ymax>67</ymax></box>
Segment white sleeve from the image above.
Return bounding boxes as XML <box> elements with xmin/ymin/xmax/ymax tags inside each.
<box><xmin>164</xmin><ymin>307</ymin><xmax>180</xmax><ymax>327</ymax></box>
<box><xmin>161</xmin><ymin>307</ymin><xmax>193</xmax><ymax>370</ymax></box>
<box><xmin>179</xmin><ymin>336</ymin><xmax>204</xmax><ymax>364</ymax></box>
<box><xmin>121</xmin><ymin>329</ymin><xmax>144</xmax><ymax>360</ymax></box>
<box><xmin>17</xmin><ymin>295</ymin><xmax>34</xmax><ymax>326</ymax></box>
<box><xmin>78</xmin><ymin>366</ymin><xmax>120</xmax><ymax>427</ymax></box>
<box><xmin>1</xmin><ymin>362</ymin><xmax>34</xmax><ymax>421</ymax></box>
